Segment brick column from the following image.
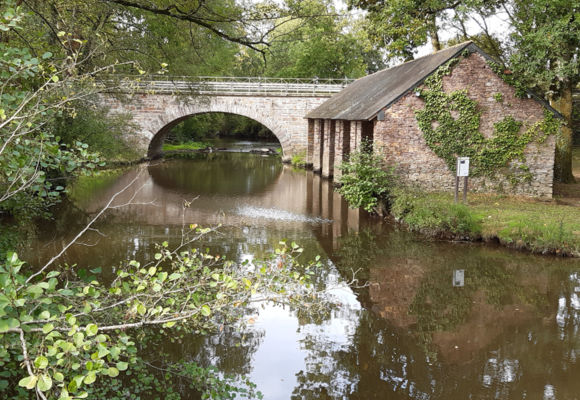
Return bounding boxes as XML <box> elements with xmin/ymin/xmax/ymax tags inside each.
<box><xmin>322</xmin><ymin>119</ymin><xmax>335</xmax><ymax>178</ymax></box>
<box><xmin>313</xmin><ymin>119</ymin><xmax>324</xmax><ymax>173</ymax></box>
<box><xmin>333</xmin><ymin>120</ymin><xmax>352</xmax><ymax>180</ymax></box>
<box><xmin>342</xmin><ymin>121</ymin><xmax>351</xmax><ymax>158</ymax></box>
<box><xmin>306</xmin><ymin>119</ymin><xmax>314</xmax><ymax>167</ymax></box>
<box><xmin>351</xmin><ymin>121</ymin><xmax>362</xmax><ymax>153</ymax></box>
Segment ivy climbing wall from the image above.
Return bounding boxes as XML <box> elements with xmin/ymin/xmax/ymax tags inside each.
<box><xmin>374</xmin><ymin>52</ymin><xmax>558</xmax><ymax>198</ymax></box>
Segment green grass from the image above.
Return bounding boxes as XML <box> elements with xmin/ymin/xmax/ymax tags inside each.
<box><xmin>391</xmin><ymin>190</ymin><xmax>482</xmax><ymax>237</ymax></box>
<box><xmin>290</xmin><ymin>151</ymin><xmax>307</xmax><ymax>167</ymax></box>
<box><xmin>161</xmin><ymin>141</ymin><xmax>211</xmax><ymax>151</ymax></box>
<box><xmin>391</xmin><ymin>190</ymin><xmax>580</xmax><ymax>256</ymax></box>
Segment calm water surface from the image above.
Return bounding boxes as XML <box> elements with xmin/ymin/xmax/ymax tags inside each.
<box><xmin>27</xmin><ymin>147</ymin><xmax>580</xmax><ymax>399</ymax></box>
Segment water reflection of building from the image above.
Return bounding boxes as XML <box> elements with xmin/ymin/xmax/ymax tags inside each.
<box><xmin>367</xmin><ymin>259</ymin><xmax>425</xmax><ymax>329</ymax></box>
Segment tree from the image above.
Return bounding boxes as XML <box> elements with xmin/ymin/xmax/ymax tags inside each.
<box><xmin>0</xmin><ymin>2</ymin><xmax>331</xmax><ymax>398</ymax></box>
<box><xmin>0</xmin><ymin>220</ymin><xmax>324</xmax><ymax>399</ymax></box>
<box><xmin>504</xmin><ymin>0</ymin><xmax>579</xmax><ymax>182</ymax></box>
<box><xmin>348</xmin><ymin>0</ymin><xmax>503</xmax><ymax>61</ymax></box>
<box><xmin>0</xmin><ymin>2</ymin><xmax>111</xmax><ymax>220</ymax></box>
<box><xmin>254</xmin><ymin>0</ymin><xmax>383</xmax><ymax>78</ymax></box>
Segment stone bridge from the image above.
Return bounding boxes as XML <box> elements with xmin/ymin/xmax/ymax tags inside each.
<box><xmin>102</xmin><ymin>77</ymin><xmax>352</xmax><ymax>160</ymax></box>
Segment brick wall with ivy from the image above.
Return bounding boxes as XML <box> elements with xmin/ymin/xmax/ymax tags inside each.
<box><xmin>374</xmin><ymin>52</ymin><xmax>558</xmax><ymax>198</ymax></box>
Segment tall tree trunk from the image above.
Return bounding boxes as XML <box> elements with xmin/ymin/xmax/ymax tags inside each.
<box><xmin>429</xmin><ymin>16</ymin><xmax>441</xmax><ymax>52</ymax></box>
<box><xmin>552</xmin><ymin>84</ymin><xmax>576</xmax><ymax>183</ymax></box>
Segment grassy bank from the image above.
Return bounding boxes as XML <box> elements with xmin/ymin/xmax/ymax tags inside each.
<box><xmin>162</xmin><ymin>141</ymin><xmax>212</xmax><ymax>151</ymax></box>
<box><xmin>391</xmin><ymin>190</ymin><xmax>580</xmax><ymax>257</ymax></box>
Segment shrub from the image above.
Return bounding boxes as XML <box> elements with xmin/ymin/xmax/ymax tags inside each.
<box><xmin>52</xmin><ymin>101</ymin><xmax>140</xmax><ymax>161</ymax></box>
<box><xmin>291</xmin><ymin>151</ymin><xmax>307</xmax><ymax>167</ymax></box>
<box><xmin>337</xmin><ymin>143</ymin><xmax>395</xmax><ymax>213</ymax></box>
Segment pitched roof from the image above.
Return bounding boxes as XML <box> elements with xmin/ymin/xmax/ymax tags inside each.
<box><xmin>306</xmin><ymin>41</ymin><xmax>474</xmax><ymax>121</ymax></box>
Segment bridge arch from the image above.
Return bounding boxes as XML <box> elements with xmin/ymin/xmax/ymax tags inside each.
<box><xmin>145</xmin><ymin>97</ymin><xmax>291</xmax><ymax>158</ymax></box>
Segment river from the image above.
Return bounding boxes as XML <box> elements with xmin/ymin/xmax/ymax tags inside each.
<box><xmin>26</xmin><ymin>143</ymin><xmax>580</xmax><ymax>399</ymax></box>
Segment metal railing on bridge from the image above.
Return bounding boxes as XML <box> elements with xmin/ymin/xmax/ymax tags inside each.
<box><xmin>105</xmin><ymin>75</ymin><xmax>354</xmax><ymax>96</ymax></box>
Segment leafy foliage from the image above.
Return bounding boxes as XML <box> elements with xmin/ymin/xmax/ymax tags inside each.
<box><xmin>348</xmin><ymin>0</ymin><xmax>504</xmax><ymax>60</ymax></box>
<box><xmin>337</xmin><ymin>142</ymin><xmax>396</xmax><ymax>213</ymax></box>
<box><xmin>167</xmin><ymin>114</ymin><xmax>275</xmax><ymax>144</ymax></box>
<box><xmin>415</xmin><ymin>57</ymin><xmax>560</xmax><ymax>182</ymax></box>
<box><xmin>0</xmin><ymin>232</ymin><xmax>326</xmax><ymax>399</ymax></box>
<box><xmin>260</xmin><ymin>1</ymin><xmax>383</xmax><ymax>78</ymax></box>
<box><xmin>51</xmin><ymin>102</ymin><xmax>140</xmax><ymax>161</ymax></box>
<box><xmin>0</xmin><ymin>3</ymin><xmax>111</xmax><ymax>219</ymax></box>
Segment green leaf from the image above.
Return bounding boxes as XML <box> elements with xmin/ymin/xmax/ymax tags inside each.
<box><xmin>136</xmin><ymin>304</ymin><xmax>146</xmax><ymax>316</ymax></box>
<box><xmin>168</xmin><ymin>273</ymin><xmax>181</xmax><ymax>281</ymax></box>
<box><xmin>107</xmin><ymin>367</ymin><xmax>119</xmax><ymax>377</ymax></box>
<box><xmin>18</xmin><ymin>375</ymin><xmax>37</xmax><ymax>389</ymax></box>
<box><xmin>200</xmin><ymin>305</ymin><xmax>211</xmax><ymax>317</ymax></box>
<box><xmin>42</xmin><ymin>323</ymin><xmax>54</xmax><ymax>334</ymax></box>
<box><xmin>0</xmin><ymin>317</ymin><xmax>20</xmax><ymax>333</ymax></box>
<box><xmin>116</xmin><ymin>361</ymin><xmax>128</xmax><ymax>371</ymax></box>
<box><xmin>84</xmin><ymin>371</ymin><xmax>96</xmax><ymax>385</ymax></box>
<box><xmin>34</xmin><ymin>356</ymin><xmax>49</xmax><ymax>370</ymax></box>
<box><xmin>37</xmin><ymin>374</ymin><xmax>52</xmax><ymax>392</ymax></box>
<box><xmin>85</xmin><ymin>324</ymin><xmax>98</xmax><ymax>337</ymax></box>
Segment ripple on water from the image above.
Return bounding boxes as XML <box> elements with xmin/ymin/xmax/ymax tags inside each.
<box><xmin>235</xmin><ymin>205</ymin><xmax>332</xmax><ymax>224</ymax></box>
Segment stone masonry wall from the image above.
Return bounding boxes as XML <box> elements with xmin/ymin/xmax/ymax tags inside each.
<box><xmin>373</xmin><ymin>52</ymin><xmax>557</xmax><ymax>198</ymax></box>
<box><xmin>102</xmin><ymin>93</ymin><xmax>329</xmax><ymax>160</ymax></box>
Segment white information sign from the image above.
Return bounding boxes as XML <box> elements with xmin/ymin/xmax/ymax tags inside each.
<box><xmin>457</xmin><ymin>157</ymin><xmax>470</xmax><ymax>177</ymax></box>
<box><xmin>453</xmin><ymin>270</ymin><xmax>465</xmax><ymax>287</ymax></box>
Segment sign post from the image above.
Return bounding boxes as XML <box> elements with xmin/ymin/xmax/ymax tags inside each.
<box><xmin>455</xmin><ymin>157</ymin><xmax>470</xmax><ymax>203</ymax></box>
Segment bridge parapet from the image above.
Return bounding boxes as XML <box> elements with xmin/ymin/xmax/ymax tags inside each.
<box><xmin>105</xmin><ymin>76</ymin><xmax>354</xmax><ymax>97</ymax></box>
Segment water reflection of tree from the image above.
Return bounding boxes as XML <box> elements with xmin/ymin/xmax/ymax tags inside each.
<box><xmin>291</xmin><ymin>311</ymin><xmax>441</xmax><ymax>399</ymax></box>
<box><xmin>148</xmin><ymin>153</ymin><xmax>283</xmax><ymax>195</ymax></box>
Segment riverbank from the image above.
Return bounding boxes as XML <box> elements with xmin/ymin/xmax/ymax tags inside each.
<box><xmin>390</xmin><ymin>190</ymin><xmax>580</xmax><ymax>257</ymax></box>
<box><xmin>391</xmin><ymin>145</ymin><xmax>580</xmax><ymax>256</ymax></box>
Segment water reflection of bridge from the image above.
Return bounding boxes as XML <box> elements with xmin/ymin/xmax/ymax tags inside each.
<box><xmin>78</xmin><ymin>162</ymin><xmax>365</xmax><ymax>239</ymax></box>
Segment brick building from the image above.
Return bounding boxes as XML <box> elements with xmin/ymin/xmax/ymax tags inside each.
<box><xmin>306</xmin><ymin>42</ymin><xmax>562</xmax><ymax>198</ymax></box>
